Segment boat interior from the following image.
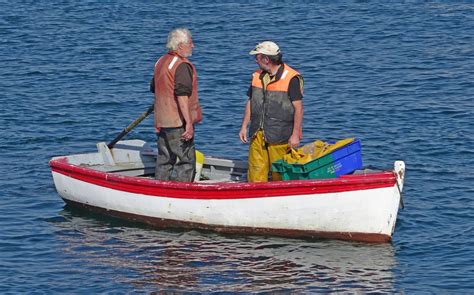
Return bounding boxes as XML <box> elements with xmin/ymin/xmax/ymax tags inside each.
<box><xmin>59</xmin><ymin>140</ymin><xmax>248</xmax><ymax>182</ymax></box>
<box><xmin>56</xmin><ymin>139</ymin><xmax>382</xmax><ymax>183</ymax></box>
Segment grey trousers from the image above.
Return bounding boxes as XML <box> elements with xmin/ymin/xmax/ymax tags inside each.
<box><xmin>155</xmin><ymin>127</ymin><xmax>196</xmax><ymax>182</ymax></box>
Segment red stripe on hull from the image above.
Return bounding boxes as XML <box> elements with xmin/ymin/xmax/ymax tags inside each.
<box><xmin>50</xmin><ymin>157</ymin><xmax>396</xmax><ymax>200</ymax></box>
<box><xmin>64</xmin><ymin>199</ymin><xmax>392</xmax><ymax>243</ymax></box>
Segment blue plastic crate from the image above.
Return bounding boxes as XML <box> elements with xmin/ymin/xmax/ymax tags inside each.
<box><xmin>272</xmin><ymin>139</ymin><xmax>363</xmax><ymax>180</ymax></box>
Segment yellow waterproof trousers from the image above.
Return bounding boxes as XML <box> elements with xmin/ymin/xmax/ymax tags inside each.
<box><xmin>248</xmin><ymin>130</ymin><xmax>288</xmax><ymax>182</ymax></box>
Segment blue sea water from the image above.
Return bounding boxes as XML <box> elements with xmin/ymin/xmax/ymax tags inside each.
<box><xmin>1</xmin><ymin>1</ymin><xmax>473</xmax><ymax>293</ymax></box>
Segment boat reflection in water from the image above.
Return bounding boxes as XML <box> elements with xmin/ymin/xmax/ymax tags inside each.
<box><xmin>50</xmin><ymin>207</ymin><xmax>398</xmax><ymax>292</ymax></box>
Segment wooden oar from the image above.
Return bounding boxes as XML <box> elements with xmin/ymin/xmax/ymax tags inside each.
<box><xmin>107</xmin><ymin>104</ymin><xmax>154</xmax><ymax>149</ymax></box>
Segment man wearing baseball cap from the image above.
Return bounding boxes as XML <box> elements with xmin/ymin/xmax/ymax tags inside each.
<box><xmin>239</xmin><ymin>41</ymin><xmax>304</xmax><ymax>182</ymax></box>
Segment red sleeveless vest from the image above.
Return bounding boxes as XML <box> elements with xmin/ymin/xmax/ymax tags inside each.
<box><xmin>153</xmin><ymin>52</ymin><xmax>202</xmax><ymax>128</ymax></box>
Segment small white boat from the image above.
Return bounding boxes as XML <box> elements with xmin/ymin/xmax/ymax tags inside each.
<box><xmin>49</xmin><ymin>139</ymin><xmax>405</xmax><ymax>243</ymax></box>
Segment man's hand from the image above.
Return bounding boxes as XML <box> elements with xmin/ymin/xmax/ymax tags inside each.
<box><xmin>288</xmin><ymin>133</ymin><xmax>300</xmax><ymax>148</ymax></box>
<box><xmin>239</xmin><ymin>126</ymin><xmax>248</xmax><ymax>143</ymax></box>
<box><xmin>182</xmin><ymin>123</ymin><xmax>194</xmax><ymax>141</ymax></box>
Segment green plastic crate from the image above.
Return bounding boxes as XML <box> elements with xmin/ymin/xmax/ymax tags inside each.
<box><xmin>272</xmin><ymin>139</ymin><xmax>362</xmax><ymax>180</ymax></box>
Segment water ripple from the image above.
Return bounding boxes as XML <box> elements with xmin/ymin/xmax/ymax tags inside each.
<box><xmin>1</xmin><ymin>1</ymin><xmax>474</xmax><ymax>293</ymax></box>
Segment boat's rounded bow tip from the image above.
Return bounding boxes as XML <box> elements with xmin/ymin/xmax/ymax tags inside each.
<box><xmin>394</xmin><ymin>160</ymin><xmax>405</xmax><ymax>171</ymax></box>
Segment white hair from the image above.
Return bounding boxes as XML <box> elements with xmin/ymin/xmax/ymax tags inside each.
<box><xmin>166</xmin><ymin>28</ymin><xmax>192</xmax><ymax>51</ymax></box>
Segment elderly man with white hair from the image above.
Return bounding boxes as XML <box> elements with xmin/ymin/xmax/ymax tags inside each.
<box><xmin>239</xmin><ymin>41</ymin><xmax>304</xmax><ymax>182</ymax></box>
<box><xmin>150</xmin><ymin>28</ymin><xmax>202</xmax><ymax>182</ymax></box>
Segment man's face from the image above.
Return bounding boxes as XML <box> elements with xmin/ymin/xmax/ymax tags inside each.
<box><xmin>255</xmin><ymin>54</ymin><xmax>270</xmax><ymax>72</ymax></box>
<box><xmin>179</xmin><ymin>37</ymin><xmax>194</xmax><ymax>57</ymax></box>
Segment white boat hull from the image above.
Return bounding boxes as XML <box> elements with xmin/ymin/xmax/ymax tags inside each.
<box><xmin>50</xmin><ymin>140</ymin><xmax>405</xmax><ymax>243</ymax></box>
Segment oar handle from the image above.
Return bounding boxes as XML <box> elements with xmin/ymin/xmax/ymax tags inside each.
<box><xmin>107</xmin><ymin>104</ymin><xmax>154</xmax><ymax>149</ymax></box>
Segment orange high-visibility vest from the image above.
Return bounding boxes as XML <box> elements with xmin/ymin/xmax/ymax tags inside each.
<box><xmin>249</xmin><ymin>64</ymin><xmax>302</xmax><ymax>144</ymax></box>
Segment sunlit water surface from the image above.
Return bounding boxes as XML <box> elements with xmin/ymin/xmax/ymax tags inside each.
<box><xmin>1</xmin><ymin>1</ymin><xmax>473</xmax><ymax>293</ymax></box>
